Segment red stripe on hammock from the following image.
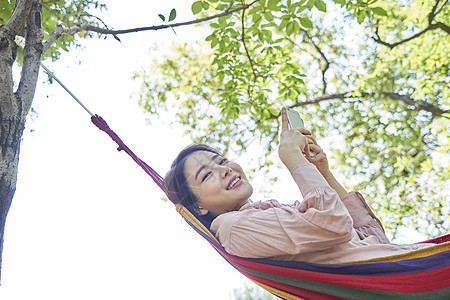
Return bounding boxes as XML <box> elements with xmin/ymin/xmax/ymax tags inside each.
<box><xmin>209</xmin><ymin>241</ymin><xmax>450</xmax><ymax>293</ymax></box>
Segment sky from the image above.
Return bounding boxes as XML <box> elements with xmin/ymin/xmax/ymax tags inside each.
<box><xmin>0</xmin><ymin>1</ymin><xmax>270</xmax><ymax>299</ymax></box>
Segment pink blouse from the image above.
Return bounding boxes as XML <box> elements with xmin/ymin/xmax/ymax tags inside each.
<box><xmin>211</xmin><ymin>163</ymin><xmax>432</xmax><ymax>263</ymax></box>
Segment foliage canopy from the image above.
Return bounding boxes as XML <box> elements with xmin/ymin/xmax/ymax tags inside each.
<box><xmin>134</xmin><ymin>0</ymin><xmax>449</xmax><ymax>238</ymax></box>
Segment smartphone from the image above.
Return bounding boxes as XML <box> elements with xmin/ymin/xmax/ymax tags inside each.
<box><xmin>286</xmin><ymin>108</ymin><xmax>304</xmax><ymax>129</ymax></box>
<box><xmin>286</xmin><ymin>108</ymin><xmax>314</xmax><ymax>157</ymax></box>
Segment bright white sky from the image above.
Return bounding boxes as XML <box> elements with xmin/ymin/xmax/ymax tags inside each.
<box><xmin>0</xmin><ymin>1</ymin><xmax>430</xmax><ymax>299</ymax></box>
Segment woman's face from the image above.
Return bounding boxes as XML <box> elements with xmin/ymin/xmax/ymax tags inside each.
<box><xmin>184</xmin><ymin>150</ymin><xmax>253</xmax><ymax>217</ymax></box>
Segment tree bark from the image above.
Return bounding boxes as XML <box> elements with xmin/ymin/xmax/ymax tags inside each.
<box><xmin>0</xmin><ymin>0</ymin><xmax>42</xmax><ymax>282</ymax></box>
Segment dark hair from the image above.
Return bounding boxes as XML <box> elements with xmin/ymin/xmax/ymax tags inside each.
<box><xmin>163</xmin><ymin>144</ymin><xmax>222</xmax><ymax>229</ymax></box>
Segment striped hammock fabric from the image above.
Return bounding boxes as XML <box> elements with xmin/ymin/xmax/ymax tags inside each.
<box><xmin>91</xmin><ymin>115</ymin><xmax>450</xmax><ymax>300</ymax></box>
<box><xmin>177</xmin><ymin>204</ymin><xmax>450</xmax><ymax>299</ymax></box>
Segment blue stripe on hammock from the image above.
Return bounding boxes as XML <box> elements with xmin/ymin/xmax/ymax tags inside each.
<box><xmin>241</xmin><ymin>250</ymin><xmax>450</xmax><ymax>276</ymax></box>
<box><xmin>186</xmin><ymin>219</ymin><xmax>450</xmax><ymax>277</ymax></box>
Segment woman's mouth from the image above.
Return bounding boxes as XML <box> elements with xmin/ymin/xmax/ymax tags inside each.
<box><xmin>227</xmin><ymin>176</ymin><xmax>242</xmax><ymax>190</ymax></box>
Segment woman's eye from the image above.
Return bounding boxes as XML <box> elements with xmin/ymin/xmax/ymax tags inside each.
<box><xmin>219</xmin><ymin>158</ymin><xmax>228</xmax><ymax>165</ymax></box>
<box><xmin>202</xmin><ymin>172</ymin><xmax>212</xmax><ymax>182</ymax></box>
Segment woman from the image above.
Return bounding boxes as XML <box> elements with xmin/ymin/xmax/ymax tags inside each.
<box><xmin>163</xmin><ymin>107</ymin><xmax>432</xmax><ymax>263</ymax></box>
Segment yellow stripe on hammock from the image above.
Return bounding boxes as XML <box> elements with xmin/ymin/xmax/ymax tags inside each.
<box><xmin>331</xmin><ymin>241</ymin><xmax>450</xmax><ymax>264</ymax></box>
<box><xmin>175</xmin><ymin>205</ymin><xmax>304</xmax><ymax>299</ymax></box>
<box><xmin>252</xmin><ymin>280</ymin><xmax>305</xmax><ymax>300</ymax></box>
<box><xmin>175</xmin><ymin>204</ymin><xmax>219</xmax><ymax>242</ymax></box>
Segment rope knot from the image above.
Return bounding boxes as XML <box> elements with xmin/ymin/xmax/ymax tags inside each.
<box><xmin>91</xmin><ymin>114</ymin><xmax>110</xmax><ymax>131</ymax></box>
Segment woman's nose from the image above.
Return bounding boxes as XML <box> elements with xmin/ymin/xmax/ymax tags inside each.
<box><xmin>219</xmin><ymin>165</ymin><xmax>232</xmax><ymax>177</ymax></box>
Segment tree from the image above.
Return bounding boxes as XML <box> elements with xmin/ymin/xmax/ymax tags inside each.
<box><xmin>0</xmin><ymin>0</ymin><xmax>259</xmax><ymax>282</ymax></box>
<box><xmin>134</xmin><ymin>0</ymin><xmax>449</xmax><ymax>238</ymax></box>
<box><xmin>233</xmin><ymin>284</ymin><xmax>279</xmax><ymax>300</ymax></box>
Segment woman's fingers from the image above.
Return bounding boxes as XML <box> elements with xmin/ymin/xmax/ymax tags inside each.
<box><xmin>299</xmin><ymin>128</ymin><xmax>312</xmax><ymax>136</ymax></box>
<box><xmin>309</xmin><ymin>143</ymin><xmax>321</xmax><ymax>151</ymax></box>
<box><xmin>281</xmin><ymin>107</ymin><xmax>289</xmax><ymax>132</ymax></box>
<box><xmin>301</xmin><ymin>130</ymin><xmax>317</xmax><ymax>145</ymax></box>
<box><xmin>305</xmin><ymin>144</ymin><xmax>312</xmax><ymax>159</ymax></box>
<box><xmin>280</xmin><ymin>108</ymin><xmax>311</xmax><ymax>158</ymax></box>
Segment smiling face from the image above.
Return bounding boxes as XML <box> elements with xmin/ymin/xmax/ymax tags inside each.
<box><xmin>184</xmin><ymin>150</ymin><xmax>253</xmax><ymax>217</ymax></box>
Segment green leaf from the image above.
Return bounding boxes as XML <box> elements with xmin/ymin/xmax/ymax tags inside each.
<box><xmin>191</xmin><ymin>1</ymin><xmax>202</xmax><ymax>14</ymax></box>
<box><xmin>169</xmin><ymin>8</ymin><xmax>176</xmax><ymax>22</ymax></box>
<box><xmin>356</xmin><ymin>10</ymin><xmax>366</xmax><ymax>23</ymax></box>
<box><xmin>202</xmin><ymin>1</ymin><xmax>210</xmax><ymax>10</ymax></box>
<box><xmin>286</xmin><ymin>21</ymin><xmax>295</xmax><ymax>35</ymax></box>
<box><xmin>261</xmin><ymin>29</ymin><xmax>272</xmax><ymax>40</ymax></box>
<box><xmin>268</xmin><ymin>107</ymin><xmax>279</xmax><ymax>115</ymax></box>
<box><xmin>264</xmin><ymin>11</ymin><xmax>274</xmax><ymax>21</ymax></box>
<box><xmin>262</xmin><ymin>108</ymin><xmax>271</xmax><ymax>120</ymax></box>
<box><xmin>267</xmin><ymin>0</ymin><xmax>278</xmax><ymax>9</ymax></box>
<box><xmin>0</xmin><ymin>0</ymin><xmax>14</xmax><ymax>25</ymax></box>
<box><xmin>315</xmin><ymin>0</ymin><xmax>326</xmax><ymax>12</ymax></box>
<box><xmin>279</xmin><ymin>18</ymin><xmax>289</xmax><ymax>30</ymax></box>
<box><xmin>216</xmin><ymin>3</ymin><xmax>227</xmax><ymax>10</ymax></box>
<box><xmin>158</xmin><ymin>14</ymin><xmax>165</xmax><ymax>22</ymax></box>
<box><xmin>210</xmin><ymin>37</ymin><xmax>219</xmax><ymax>48</ymax></box>
<box><xmin>372</xmin><ymin>7</ymin><xmax>388</xmax><ymax>16</ymax></box>
<box><xmin>299</xmin><ymin>17</ymin><xmax>313</xmax><ymax>28</ymax></box>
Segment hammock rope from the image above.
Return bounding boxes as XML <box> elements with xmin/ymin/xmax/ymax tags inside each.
<box><xmin>39</xmin><ymin>64</ymin><xmax>168</xmax><ymax>197</ymax></box>
<box><xmin>40</xmin><ymin>62</ymin><xmax>94</xmax><ymax>116</ymax></box>
<box><xmin>91</xmin><ymin>114</ymin><xmax>167</xmax><ymax>194</ymax></box>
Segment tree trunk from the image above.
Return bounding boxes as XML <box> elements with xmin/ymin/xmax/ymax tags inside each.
<box><xmin>0</xmin><ymin>0</ymin><xmax>42</xmax><ymax>282</ymax></box>
<box><xmin>0</xmin><ymin>100</ymin><xmax>24</xmax><ymax>282</ymax></box>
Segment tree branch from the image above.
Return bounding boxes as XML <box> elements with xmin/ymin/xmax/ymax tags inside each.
<box><xmin>302</xmin><ymin>30</ymin><xmax>330</xmax><ymax>94</ymax></box>
<box><xmin>43</xmin><ymin>0</ymin><xmax>261</xmax><ymax>55</ymax></box>
<box><xmin>289</xmin><ymin>92</ymin><xmax>448</xmax><ymax>117</ymax></box>
<box><xmin>373</xmin><ymin>25</ymin><xmax>430</xmax><ymax>49</ymax></box>
<box><xmin>429</xmin><ymin>0</ymin><xmax>448</xmax><ymax>23</ymax></box>
<box><xmin>16</xmin><ymin>0</ymin><xmax>43</xmax><ymax>118</ymax></box>
<box><xmin>372</xmin><ymin>0</ymin><xmax>449</xmax><ymax>49</ymax></box>
<box><xmin>241</xmin><ymin>8</ymin><xmax>258</xmax><ymax>82</ymax></box>
<box><xmin>1</xmin><ymin>0</ymin><xmax>33</xmax><ymax>38</ymax></box>
<box><xmin>432</xmin><ymin>21</ymin><xmax>450</xmax><ymax>34</ymax></box>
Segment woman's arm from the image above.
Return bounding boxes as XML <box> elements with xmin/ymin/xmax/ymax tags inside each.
<box><xmin>277</xmin><ymin>108</ymin><xmax>348</xmax><ymax>199</ymax></box>
<box><xmin>301</xmin><ymin>129</ymin><xmax>349</xmax><ymax>199</ymax></box>
<box><xmin>212</xmin><ymin>188</ymin><xmax>354</xmax><ymax>258</ymax></box>
<box><xmin>299</xmin><ymin>131</ymin><xmax>389</xmax><ymax>242</ymax></box>
<box><xmin>322</xmin><ymin>171</ymin><xmax>349</xmax><ymax>199</ymax></box>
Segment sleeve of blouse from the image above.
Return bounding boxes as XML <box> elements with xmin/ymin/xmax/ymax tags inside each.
<box><xmin>211</xmin><ymin>163</ymin><xmax>355</xmax><ymax>258</ymax></box>
<box><xmin>292</xmin><ymin>163</ymin><xmax>390</xmax><ymax>244</ymax></box>
<box><xmin>341</xmin><ymin>192</ymin><xmax>390</xmax><ymax>244</ymax></box>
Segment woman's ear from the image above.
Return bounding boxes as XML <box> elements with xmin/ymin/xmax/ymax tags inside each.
<box><xmin>195</xmin><ymin>205</ymin><xmax>209</xmax><ymax>216</ymax></box>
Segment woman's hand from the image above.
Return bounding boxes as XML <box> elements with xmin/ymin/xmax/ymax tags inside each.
<box><xmin>278</xmin><ymin>107</ymin><xmax>309</xmax><ymax>171</ymax></box>
<box><xmin>301</xmin><ymin>129</ymin><xmax>349</xmax><ymax>198</ymax></box>
<box><xmin>300</xmin><ymin>129</ymin><xmax>331</xmax><ymax>180</ymax></box>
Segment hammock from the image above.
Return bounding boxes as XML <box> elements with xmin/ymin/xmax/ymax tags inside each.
<box><xmin>91</xmin><ymin>114</ymin><xmax>450</xmax><ymax>300</ymax></box>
